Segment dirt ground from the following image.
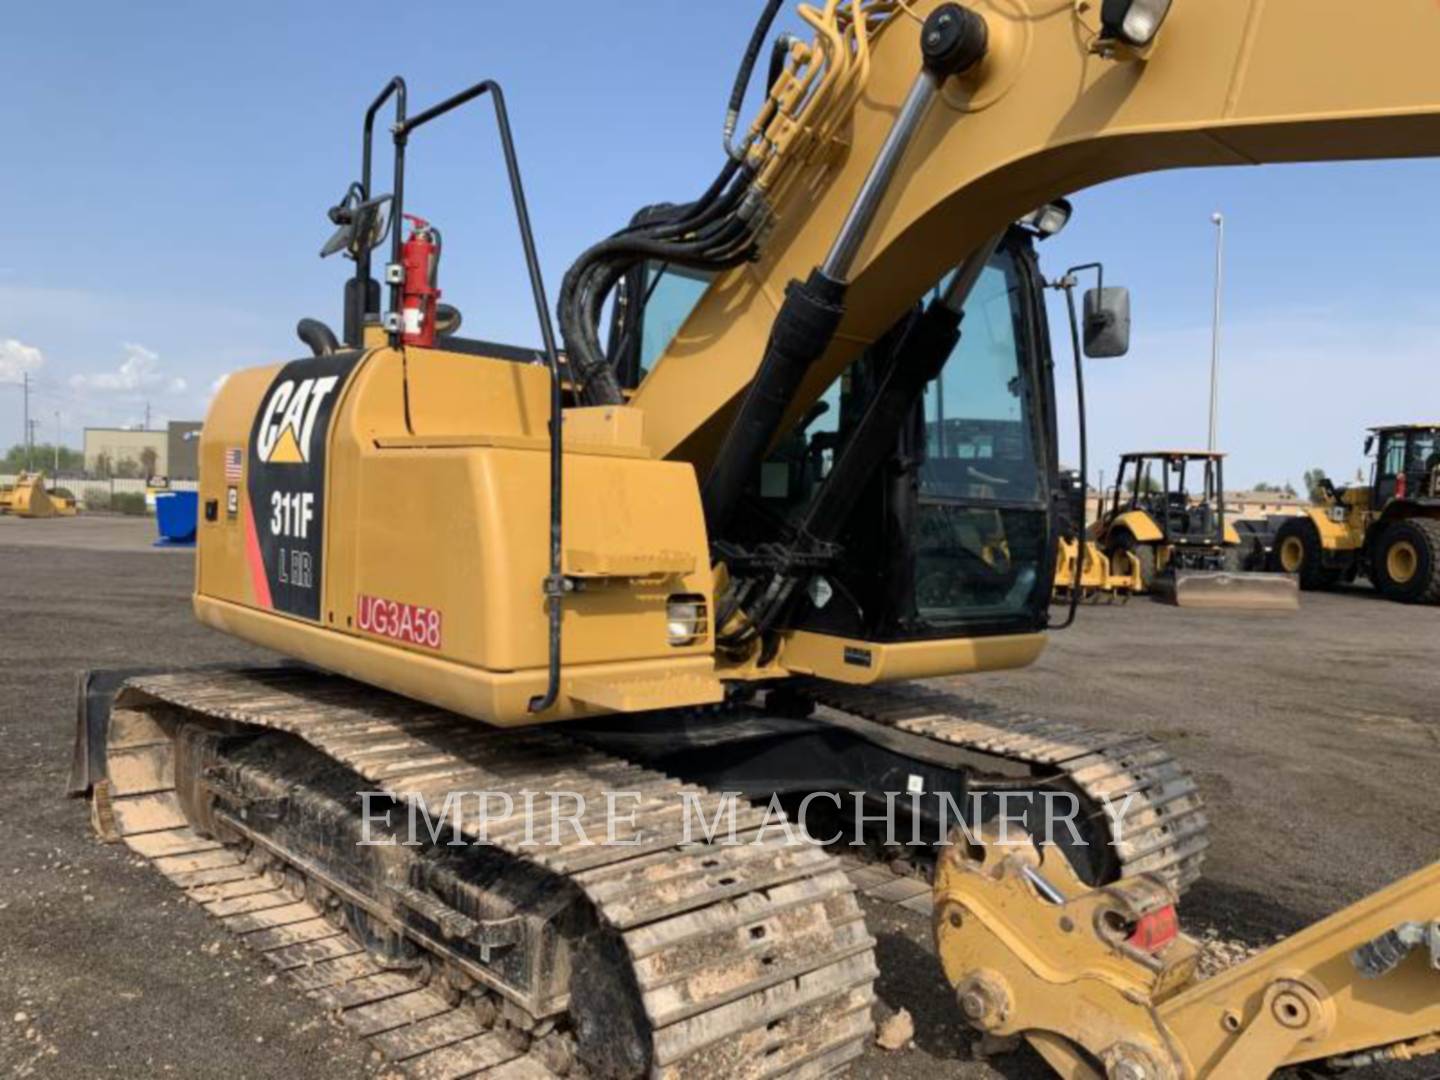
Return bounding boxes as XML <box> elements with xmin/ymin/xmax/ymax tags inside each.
<box><xmin>1</xmin><ymin>516</ymin><xmax>1436</xmax><ymax>1078</ymax></box>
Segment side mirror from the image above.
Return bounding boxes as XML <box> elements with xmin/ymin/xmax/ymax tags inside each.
<box><xmin>1083</xmin><ymin>287</ymin><xmax>1131</xmax><ymax>358</ymax></box>
<box><xmin>1364</xmin><ymin>435</ymin><xmax>1376</xmax><ymax>455</ymax></box>
<box><xmin>321</xmin><ymin>193</ymin><xmax>393</xmax><ymax>261</ymax></box>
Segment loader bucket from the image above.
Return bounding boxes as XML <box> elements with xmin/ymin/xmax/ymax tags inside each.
<box><xmin>1155</xmin><ymin>570</ymin><xmax>1300</xmax><ymax>611</ymax></box>
<box><xmin>1</xmin><ymin>473</ymin><xmax>76</xmax><ymax>518</ymax></box>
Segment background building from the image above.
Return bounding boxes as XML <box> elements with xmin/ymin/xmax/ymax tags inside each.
<box><xmin>83</xmin><ymin>421</ymin><xmax>203</xmax><ymax>480</ymax></box>
<box><xmin>84</xmin><ymin>428</ymin><xmax>168</xmax><ymax>479</ymax></box>
<box><xmin>166</xmin><ymin>421</ymin><xmax>204</xmax><ymax>481</ymax></box>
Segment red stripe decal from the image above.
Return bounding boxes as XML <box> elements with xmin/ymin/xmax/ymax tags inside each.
<box><xmin>243</xmin><ymin>502</ymin><xmax>274</xmax><ymax>610</ymax></box>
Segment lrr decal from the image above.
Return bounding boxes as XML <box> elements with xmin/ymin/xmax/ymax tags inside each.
<box><xmin>246</xmin><ymin>351</ymin><xmax>365</xmax><ymax>619</ymax></box>
<box><xmin>356</xmin><ymin>595</ymin><xmax>444</xmax><ymax>650</ymax></box>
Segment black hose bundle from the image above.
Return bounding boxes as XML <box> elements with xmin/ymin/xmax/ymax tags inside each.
<box><xmin>557</xmin><ymin>0</ymin><xmax>788</xmax><ymax>405</ymax></box>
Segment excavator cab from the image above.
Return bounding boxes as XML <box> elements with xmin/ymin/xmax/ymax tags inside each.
<box><xmin>610</xmin><ymin>225</ymin><xmax>1061</xmax><ymax>649</ymax></box>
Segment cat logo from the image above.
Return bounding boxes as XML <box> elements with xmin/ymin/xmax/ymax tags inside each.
<box><xmin>255</xmin><ymin>376</ymin><xmax>339</xmax><ymax>464</ymax></box>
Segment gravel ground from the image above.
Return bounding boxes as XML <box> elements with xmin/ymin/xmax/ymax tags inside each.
<box><xmin>0</xmin><ymin>517</ymin><xmax>1436</xmax><ymax>1078</ymax></box>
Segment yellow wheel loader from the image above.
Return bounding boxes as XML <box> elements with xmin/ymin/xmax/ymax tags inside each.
<box><xmin>1274</xmin><ymin>424</ymin><xmax>1440</xmax><ymax>604</ymax></box>
<box><xmin>67</xmin><ymin>2</ymin><xmax>1440</xmax><ymax>1077</ymax></box>
<box><xmin>0</xmin><ymin>471</ymin><xmax>78</xmax><ymax>518</ymax></box>
<box><xmin>1095</xmin><ymin>452</ymin><xmax>1299</xmax><ymax>611</ymax></box>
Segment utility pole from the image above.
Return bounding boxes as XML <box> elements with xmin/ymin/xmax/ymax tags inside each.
<box><xmin>22</xmin><ymin>370</ymin><xmax>31</xmax><ymax>471</ymax></box>
<box><xmin>1208</xmin><ymin>211</ymin><xmax>1225</xmax><ymax>453</ymax></box>
<box><xmin>144</xmin><ymin>401</ymin><xmax>151</xmax><ymax>431</ymax></box>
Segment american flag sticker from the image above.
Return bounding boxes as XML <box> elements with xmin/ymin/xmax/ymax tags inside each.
<box><xmin>223</xmin><ymin>447</ymin><xmax>244</xmax><ymax>483</ymax></box>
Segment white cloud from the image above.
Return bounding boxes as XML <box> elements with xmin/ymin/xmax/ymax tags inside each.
<box><xmin>0</xmin><ymin>338</ymin><xmax>45</xmax><ymax>385</ymax></box>
<box><xmin>69</xmin><ymin>342</ymin><xmax>175</xmax><ymax>393</ymax></box>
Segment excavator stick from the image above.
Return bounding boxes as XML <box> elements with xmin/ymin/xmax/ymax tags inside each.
<box><xmin>934</xmin><ymin>825</ymin><xmax>1440</xmax><ymax>1079</ymax></box>
<box><xmin>1152</xmin><ymin>570</ymin><xmax>1300</xmax><ymax>612</ymax></box>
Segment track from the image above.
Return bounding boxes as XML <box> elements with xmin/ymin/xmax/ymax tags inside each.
<box><xmin>806</xmin><ymin>682</ymin><xmax>1208</xmax><ymax>893</ymax></box>
<box><xmin>86</xmin><ymin>668</ymin><xmax>876</xmax><ymax>1080</ymax></box>
<box><xmin>78</xmin><ymin>666</ymin><xmax>1208</xmax><ymax>1078</ymax></box>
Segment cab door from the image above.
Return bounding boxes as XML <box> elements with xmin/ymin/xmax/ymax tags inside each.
<box><xmin>1375</xmin><ymin>431</ymin><xmax>1408</xmax><ymax>505</ymax></box>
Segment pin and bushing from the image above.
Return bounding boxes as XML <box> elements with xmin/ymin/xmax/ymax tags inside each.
<box><xmin>922</xmin><ymin>4</ymin><xmax>990</xmax><ymax>78</ymax></box>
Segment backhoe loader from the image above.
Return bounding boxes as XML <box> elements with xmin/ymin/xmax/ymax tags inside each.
<box><xmin>1094</xmin><ymin>451</ymin><xmax>1299</xmax><ymax>610</ymax></box>
<box><xmin>69</xmin><ymin>2</ymin><xmax>1440</xmax><ymax>1077</ymax></box>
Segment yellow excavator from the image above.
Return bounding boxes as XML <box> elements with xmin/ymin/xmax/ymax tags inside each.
<box><xmin>68</xmin><ymin>2</ymin><xmax>1440</xmax><ymax>1078</ymax></box>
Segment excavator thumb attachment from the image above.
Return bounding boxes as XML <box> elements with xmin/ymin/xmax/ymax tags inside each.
<box><xmin>934</xmin><ymin>825</ymin><xmax>1440</xmax><ymax>1079</ymax></box>
<box><xmin>1153</xmin><ymin>570</ymin><xmax>1299</xmax><ymax>612</ymax></box>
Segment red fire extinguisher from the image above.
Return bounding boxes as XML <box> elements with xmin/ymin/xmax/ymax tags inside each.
<box><xmin>400</xmin><ymin>214</ymin><xmax>442</xmax><ymax>347</ymax></box>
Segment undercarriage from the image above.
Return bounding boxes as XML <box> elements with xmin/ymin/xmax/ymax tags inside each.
<box><xmin>72</xmin><ymin>665</ymin><xmax>1207</xmax><ymax>1078</ymax></box>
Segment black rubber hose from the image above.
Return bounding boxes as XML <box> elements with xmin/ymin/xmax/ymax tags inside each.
<box><xmin>567</xmin><ymin>221</ymin><xmax>759</xmax><ymax>398</ymax></box>
<box><xmin>296</xmin><ymin>318</ymin><xmax>340</xmax><ymax>358</ymax></box>
<box><xmin>767</xmin><ymin>33</ymin><xmax>797</xmax><ymax>94</ymax></box>
<box><xmin>560</xmin><ymin>213</ymin><xmax>759</xmax><ymax>402</ymax></box>
<box><xmin>558</xmin><ymin>164</ymin><xmax>747</xmax><ymax>403</ymax></box>
<box><xmin>725</xmin><ymin>0</ymin><xmax>787</xmax><ymax>158</ymax></box>
<box><xmin>702</xmin><ymin>268</ymin><xmax>848</xmax><ymax>534</ymax></box>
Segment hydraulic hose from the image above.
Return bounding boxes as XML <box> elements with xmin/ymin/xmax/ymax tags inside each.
<box><xmin>724</xmin><ymin>0</ymin><xmax>787</xmax><ymax>160</ymax></box>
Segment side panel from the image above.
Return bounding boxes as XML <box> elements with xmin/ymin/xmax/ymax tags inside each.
<box><xmin>1308</xmin><ymin>507</ymin><xmax>1365</xmax><ymax>552</ymax></box>
<box><xmin>197</xmin><ymin>364</ymin><xmax>285</xmax><ymax>609</ymax></box>
<box><xmin>340</xmin><ymin>446</ymin><xmax>713</xmax><ymax>672</ymax></box>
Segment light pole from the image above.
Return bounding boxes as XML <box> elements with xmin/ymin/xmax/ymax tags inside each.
<box><xmin>1208</xmin><ymin>211</ymin><xmax>1225</xmax><ymax>453</ymax></box>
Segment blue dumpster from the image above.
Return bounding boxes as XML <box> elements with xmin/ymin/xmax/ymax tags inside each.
<box><xmin>154</xmin><ymin>491</ymin><xmax>198</xmax><ymax>547</ymax></box>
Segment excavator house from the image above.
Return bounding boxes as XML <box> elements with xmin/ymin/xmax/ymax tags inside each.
<box><xmin>71</xmin><ymin>2</ymin><xmax>1440</xmax><ymax>1078</ymax></box>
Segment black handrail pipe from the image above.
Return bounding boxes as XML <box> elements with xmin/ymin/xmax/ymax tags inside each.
<box><xmin>388</xmin><ymin>80</ymin><xmax>567</xmax><ymax>713</ymax></box>
<box><xmin>344</xmin><ymin>77</ymin><xmax>406</xmax><ymax>346</ymax></box>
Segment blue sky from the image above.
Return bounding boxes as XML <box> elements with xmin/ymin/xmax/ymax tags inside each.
<box><xmin>4</xmin><ymin>2</ymin><xmax>1438</xmax><ymax>490</ymax></box>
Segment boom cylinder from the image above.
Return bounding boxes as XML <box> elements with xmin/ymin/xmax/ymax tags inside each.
<box><xmin>704</xmin><ymin>5</ymin><xmax>990</xmax><ymax>537</ymax></box>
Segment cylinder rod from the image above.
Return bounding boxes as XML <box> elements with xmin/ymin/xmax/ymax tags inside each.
<box><xmin>821</xmin><ymin>69</ymin><xmax>941</xmax><ymax>282</ymax></box>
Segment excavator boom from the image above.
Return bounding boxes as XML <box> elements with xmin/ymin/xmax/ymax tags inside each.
<box><xmin>636</xmin><ymin>0</ymin><xmax>1440</xmax><ymax>470</ymax></box>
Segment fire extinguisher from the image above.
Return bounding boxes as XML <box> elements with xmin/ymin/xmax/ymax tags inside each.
<box><xmin>400</xmin><ymin>214</ymin><xmax>442</xmax><ymax>347</ymax></box>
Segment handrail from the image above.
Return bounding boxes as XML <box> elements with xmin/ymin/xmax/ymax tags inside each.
<box><xmin>350</xmin><ymin>78</ymin><xmax>406</xmax><ymax>341</ymax></box>
<box><xmin>389</xmin><ymin>80</ymin><xmax>567</xmax><ymax>714</ymax></box>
